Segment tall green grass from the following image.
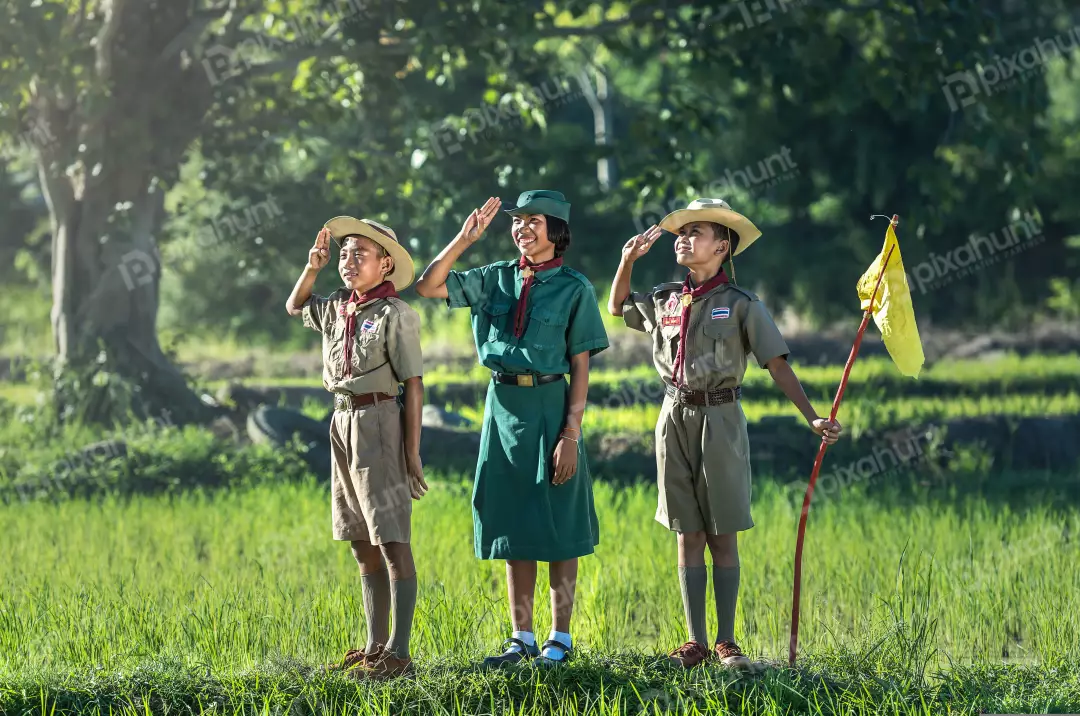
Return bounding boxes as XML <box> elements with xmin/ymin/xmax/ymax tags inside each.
<box><xmin>2</xmin><ymin>476</ymin><xmax>1076</xmax><ymax>676</ymax></box>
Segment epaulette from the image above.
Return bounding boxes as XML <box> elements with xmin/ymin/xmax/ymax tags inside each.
<box><xmin>720</xmin><ymin>283</ymin><xmax>760</xmax><ymax>302</ymax></box>
<box><xmin>561</xmin><ymin>266</ymin><xmax>595</xmax><ymax>287</ymax></box>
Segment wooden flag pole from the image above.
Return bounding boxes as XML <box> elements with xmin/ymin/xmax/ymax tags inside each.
<box><xmin>788</xmin><ymin>214</ymin><xmax>898</xmax><ymax>667</ymax></box>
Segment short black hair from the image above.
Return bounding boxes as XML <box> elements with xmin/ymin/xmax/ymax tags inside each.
<box><xmin>708</xmin><ymin>222</ymin><xmax>739</xmax><ymax>259</ymax></box>
<box><xmin>547</xmin><ymin>216</ymin><xmax>571</xmax><ymax>257</ymax></box>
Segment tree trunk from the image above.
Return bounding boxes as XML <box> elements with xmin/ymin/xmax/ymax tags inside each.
<box><xmin>35</xmin><ymin>0</ymin><xmax>219</xmax><ymax>425</ymax></box>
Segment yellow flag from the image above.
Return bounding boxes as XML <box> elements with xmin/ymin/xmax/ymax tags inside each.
<box><xmin>856</xmin><ymin>222</ymin><xmax>924</xmax><ymax>377</ymax></box>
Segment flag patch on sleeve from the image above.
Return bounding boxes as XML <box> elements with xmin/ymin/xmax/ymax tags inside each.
<box><xmin>711</xmin><ymin>307</ymin><xmax>730</xmax><ymax>320</ymax></box>
<box><xmin>361</xmin><ymin>319</ymin><xmax>377</xmax><ymax>333</ymax></box>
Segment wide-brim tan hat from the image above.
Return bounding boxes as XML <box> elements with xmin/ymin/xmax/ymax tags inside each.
<box><xmin>323</xmin><ymin>216</ymin><xmax>415</xmax><ymax>291</ymax></box>
<box><xmin>659</xmin><ymin>198</ymin><xmax>762</xmax><ymax>256</ymax></box>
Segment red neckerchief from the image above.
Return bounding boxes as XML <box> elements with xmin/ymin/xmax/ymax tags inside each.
<box><xmin>513</xmin><ymin>255</ymin><xmax>563</xmax><ymax>338</ymax></box>
<box><xmin>671</xmin><ymin>269</ymin><xmax>729</xmax><ymax>388</ymax></box>
<box><xmin>338</xmin><ymin>280</ymin><xmax>398</xmax><ymax>377</ymax></box>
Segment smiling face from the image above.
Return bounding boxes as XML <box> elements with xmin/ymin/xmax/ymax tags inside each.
<box><xmin>674</xmin><ymin>221</ymin><xmax>733</xmax><ymax>269</ymax></box>
<box><xmin>510</xmin><ymin>213</ymin><xmax>556</xmax><ymax>261</ymax></box>
<box><xmin>338</xmin><ymin>235</ymin><xmax>394</xmax><ymax>292</ymax></box>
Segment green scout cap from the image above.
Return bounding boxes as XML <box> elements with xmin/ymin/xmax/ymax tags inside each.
<box><xmin>503</xmin><ymin>189</ymin><xmax>571</xmax><ymax>224</ymax></box>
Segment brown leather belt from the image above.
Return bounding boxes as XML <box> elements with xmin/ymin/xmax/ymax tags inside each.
<box><xmin>665</xmin><ymin>384</ymin><xmax>741</xmax><ymax>406</ymax></box>
<box><xmin>333</xmin><ymin>392</ymin><xmax>398</xmax><ymax>411</ymax></box>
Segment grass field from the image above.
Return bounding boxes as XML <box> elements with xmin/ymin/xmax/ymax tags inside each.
<box><xmin>2</xmin><ymin>474</ymin><xmax>1079</xmax><ymax>714</ymax></box>
<box><xmin>2</xmin><ymin>351</ymin><xmax>1079</xmax><ymax>714</ymax></box>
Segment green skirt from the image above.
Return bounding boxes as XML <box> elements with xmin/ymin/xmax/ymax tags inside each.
<box><xmin>472</xmin><ymin>378</ymin><xmax>600</xmax><ymax>561</ymax></box>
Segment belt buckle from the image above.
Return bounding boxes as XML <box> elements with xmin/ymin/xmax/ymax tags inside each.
<box><xmin>334</xmin><ymin>394</ymin><xmax>348</xmax><ymax>410</ymax></box>
<box><xmin>675</xmin><ymin>386</ymin><xmax>691</xmax><ymax>406</ymax></box>
<box><xmin>516</xmin><ymin>374</ymin><xmax>534</xmax><ymax>387</ymax></box>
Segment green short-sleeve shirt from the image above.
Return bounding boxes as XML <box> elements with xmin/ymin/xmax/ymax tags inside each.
<box><xmin>446</xmin><ymin>260</ymin><xmax>609</xmax><ymax>374</ymax></box>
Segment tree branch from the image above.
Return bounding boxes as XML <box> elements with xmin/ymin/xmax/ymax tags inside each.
<box><xmin>158</xmin><ymin>7</ymin><xmax>230</xmax><ymax>62</ymax></box>
<box><xmin>95</xmin><ymin>0</ymin><xmax>127</xmax><ymax>83</ymax></box>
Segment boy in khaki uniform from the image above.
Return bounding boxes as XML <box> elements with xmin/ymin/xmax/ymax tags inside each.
<box><xmin>286</xmin><ymin>216</ymin><xmax>428</xmax><ymax>680</ymax></box>
<box><xmin>608</xmin><ymin>199</ymin><xmax>842</xmax><ymax>669</ymax></box>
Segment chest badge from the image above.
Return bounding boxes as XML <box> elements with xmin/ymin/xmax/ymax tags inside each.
<box><xmin>360</xmin><ymin>318</ymin><xmax>377</xmax><ymax>333</ymax></box>
<box><xmin>665</xmin><ymin>293</ymin><xmax>680</xmax><ymax>312</ymax></box>
<box><xmin>661</xmin><ymin>315</ymin><xmax>682</xmax><ymax>327</ymax></box>
<box><xmin>711</xmin><ymin>307</ymin><xmax>731</xmax><ymax>320</ymax></box>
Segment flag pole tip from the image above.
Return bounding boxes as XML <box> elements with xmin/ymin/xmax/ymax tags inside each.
<box><xmin>891</xmin><ymin>214</ymin><xmax>899</xmax><ymax>226</ymax></box>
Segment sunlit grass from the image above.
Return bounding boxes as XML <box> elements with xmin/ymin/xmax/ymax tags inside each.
<box><xmin>1</xmin><ymin>475</ymin><xmax>1077</xmax><ymax>713</ymax></box>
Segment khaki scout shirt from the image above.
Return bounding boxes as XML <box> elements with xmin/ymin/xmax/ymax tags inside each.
<box><xmin>302</xmin><ymin>288</ymin><xmax>423</xmax><ymax>395</ymax></box>
<box><xmin>622</xmin><ymin>282</ymin><xmax>789</xmax><ymax>391</ymax></box>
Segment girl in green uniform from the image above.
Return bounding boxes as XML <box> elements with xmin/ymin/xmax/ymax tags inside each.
<box><xmin>415</xmin><ymin>190</ymin><xmax>609</xmax><ymax>667</ymax></box>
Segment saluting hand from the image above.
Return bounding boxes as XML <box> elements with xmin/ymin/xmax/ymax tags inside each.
<box><xmin>308</xmin><ymin>228</ymin><xmax>331</xmax><ymax>271</ymax></box>
<box><xmin>621</xmin><ymin>224</ymin><xmax>663</xmax><ymax>264</ymax></box>
<box><xmin>459</xmin><ymin>197</ymin><xmax>501</xmax><ymax>245</ymax></box>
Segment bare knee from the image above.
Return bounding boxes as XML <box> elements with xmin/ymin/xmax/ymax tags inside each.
<box><xmin>706</xmin><ymin>532</ymin><xmax>739</xmax><ymax>567</ymax></box>
<box><xmin>350</xmin><ymin>540</ymin><xmax>385</xmax><ymax>574</ymax></box>
<box><xmin>378</xmin><ymin>541</ymin><xmax>415</xmax><ymax>580</ymax></box>
<box><xmin>677</xmin><ymin>531</ymin><xmax>708</xmax><ymax>566</ymax></box>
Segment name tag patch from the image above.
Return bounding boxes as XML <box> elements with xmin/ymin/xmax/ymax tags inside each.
<box><xmin>661</xmin><ymin>315</ymin><xmax>682</xmax><ymax>327</ymax></box>
<box><xmin>361</xmin><ymin>319</ymin><xmax>377</xmax><ymax>333</ymax></box>
<box><xmin>712</xmin><ymin>307</ymin><xmax>730</xmax><ymax>320</ymax></box>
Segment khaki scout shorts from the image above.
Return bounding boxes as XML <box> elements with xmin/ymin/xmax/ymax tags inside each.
<box><xmin>654</xmin><ymin>396</ymin><xmax>754</xmax><ymax>535</ymax></box>
<box><xmin>329</xmin><ymin>400</ymin><xmax>412</xmax><ymax>544</ymax></box>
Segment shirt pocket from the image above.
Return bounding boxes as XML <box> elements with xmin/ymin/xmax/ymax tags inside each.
<box><xmin>354</xmin><ymin>317</ymin><xmax>388</xmax><ymax>368</ymax></box>
<box><xmin>701</xmin><ymin>319</ymin><xmax>742</xmax><ymax>376</ymax></box>
<box><xmin>523</xmin><ymin>306</ymin><xmax>568</xmax><ymax>352</ymax></box>
<box><xmin>482</xmin><ymin>299</ymin><xmax>513</xmax><ymax>343</ymax></box>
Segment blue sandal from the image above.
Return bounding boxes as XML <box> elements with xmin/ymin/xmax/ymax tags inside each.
<box><xmin>532</xmin><ymin>639</ymin><xmax>573</xmax><ymax>668</ymax></box>
<box><xmin>482</xmin><ymin>637</ymin><xmax>540</xmax><ymax>669</ymax></box>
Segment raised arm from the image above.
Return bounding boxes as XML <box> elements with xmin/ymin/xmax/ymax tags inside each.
<box><xmin>414</xmin><ymin>197</ymin><xmax>501</xmax><ymax>299</ymax></box>
<box><xmin>608</xmin><ymin>225</ymin><xmax>662</xmax><ymax>316</ymax></box>
<box><xmin>286</xmin><ymin>228</ymin><xmax>331</xmax><ymax>315</ymax></box>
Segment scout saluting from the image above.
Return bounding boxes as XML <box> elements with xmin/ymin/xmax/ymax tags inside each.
<box><xmin>607</xmin><ymin>198</ymin><xmax>842</xmax><ymax>669</ymax></box>
<box><xmin>415</xmin><ymin>191</ymin><xmax>609</xmax><ymax>668</ymax></box>
<box><xmin>285</xmin><ymin>217</ymin><xmax>427</xmax><ymax>680</ymax></box>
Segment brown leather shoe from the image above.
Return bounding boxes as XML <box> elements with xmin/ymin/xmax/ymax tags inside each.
<box><xmin>714</xmin><ymin>640</ymin><xmax>752</xmax><ymax>670</ymax></box>
<box><xmin>668</xmin><ymin>641</ymin><xmax>710</xmax><ymax>668</ymax></box>
<box><xmin>351</xmin><ymin>652</ymin><xmax>415</xmax><ymax>681</ymax></box>
<box><xmin>326</xmin><ymin>644</ymin><xmax>383</xmax><ymax>673</ymax></box>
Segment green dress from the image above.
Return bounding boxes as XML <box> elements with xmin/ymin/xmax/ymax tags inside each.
<box><xmin>446</xmin><ymin>260</ymin><xmax>610</xmax><ymax>561</ymax></box>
